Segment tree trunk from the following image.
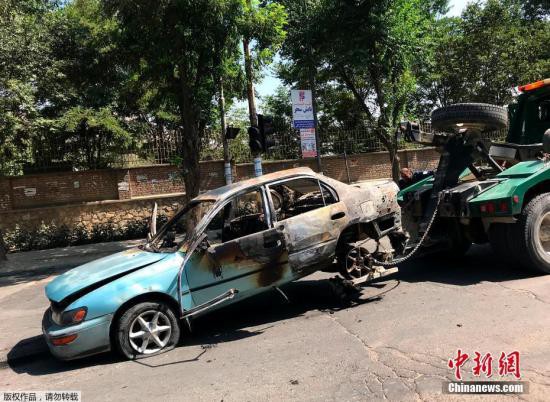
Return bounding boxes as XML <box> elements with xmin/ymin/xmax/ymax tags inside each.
<box><xmin>218</xmin><ymin>76</ymin><xmax>232</xmax><ymax>184</ymax></box>
<box><xmin>179</xmin><ymin>79</ymin><xmax>201</xmax><ymax>201</ymax></box>
<box><xmin>243</xmin><ymin>37</ymin><xmax>257</xmax><ymax>128</ymax></box>
<box><xmin>0</xmin><ymin>230</ymin><xmax>7</xmax><ymax>261</ymax></box>
<box><xmin>389</xmin><ymin>146</ymin><xmax>401</xmax><ymax>184</ymax></box>
<box><xmin>180</xmin><ymin>125</ymin><xmax>200</xmax><ymax>201</ymax></box>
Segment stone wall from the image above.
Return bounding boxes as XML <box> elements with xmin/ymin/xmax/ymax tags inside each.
<box><xmin>0</xmin><ymin>194</ymin><xmax>183</xmax><ymax>234</ymax></box>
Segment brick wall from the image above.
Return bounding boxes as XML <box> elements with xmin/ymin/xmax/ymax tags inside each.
<box><xmin>5</xmin><ymin>170</ymin><xmax>119</xmax><ymax>209</ymax></box>
<box><xmin>0</xmin><ymin>148</ymin><xmax>439</xmax><ymax>234</ymax></box>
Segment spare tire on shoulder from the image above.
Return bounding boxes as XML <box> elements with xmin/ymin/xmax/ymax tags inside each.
<box><xmin>431</xmin><ymin>103</ymin><xmax>508</xmax><ymax>133</ymax></box>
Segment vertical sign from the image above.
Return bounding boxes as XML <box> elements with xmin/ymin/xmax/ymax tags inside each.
<box><xmin>291</xmin><ymin>89</ymin><xmax>317</xmax><ymax>158</ymax></box>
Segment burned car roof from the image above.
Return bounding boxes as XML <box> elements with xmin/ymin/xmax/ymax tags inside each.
<box><xmin>193</xmin><ymin>167</ymin><xmax>320</xmax><ymax>202</ymax></box>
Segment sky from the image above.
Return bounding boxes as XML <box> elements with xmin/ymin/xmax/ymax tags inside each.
<box><xmin>244</xmin><ymin>0</ymin><xmax>473</xmax><ymax>113</ymax></box>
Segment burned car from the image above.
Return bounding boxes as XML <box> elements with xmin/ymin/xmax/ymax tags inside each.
<box><xmin>43</xmin><ymin>167</ymin><xmax>402</xmax><ymax>360</ymax></box>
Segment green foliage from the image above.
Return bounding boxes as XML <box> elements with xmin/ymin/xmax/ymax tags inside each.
<box><xmin>3</xmin><ymin>215</ymin><xmax>170</xmax><ymax>252</ymax></box>
<box><xmin>411</xmin><ymin>0</ymin><xmax>550</xmax><ymax>114</ymax></box>
<box><xmin>0</xmin><ymin>0</ymin><xmax>143</xmax><ymax>174</ymax></box>
<box><xmin>241</xmin><ymin>1</ymin><xmax>287</xmax><ymax>75</ymax></box>
<box><xmin>55</xmin><ymin>107</ymin><xmax>132</xmax><ymax>169</ymax></box>
<box><xmin>279</xmin><ymin>0</ymin><xmax>445</xmax><ymax>181</ymax></box>
<box><xmin>0</xmin><ymin>1</ymin><xmax>57</xmax><ymax>174</ymax></box>
<box><xmin>0</xmin><ymin>0</ymin><xmax>547</xmax><ymax>181</ymax></box>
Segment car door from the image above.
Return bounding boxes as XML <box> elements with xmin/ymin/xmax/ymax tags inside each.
<box><xmin>184</xmin><ymin>186</ymin><xmax>291</xmax><ymax>307</ymax></box>
<box><xmin>267</xmin><ymin>177</ymin><xmax>349</xmax><ymax>275</ymax></box>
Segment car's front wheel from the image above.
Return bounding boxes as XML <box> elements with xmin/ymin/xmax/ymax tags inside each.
<box><xmin>115</xmin><ymin>301</ymin><xmax>181</xmax><ymax>360</ymax></box>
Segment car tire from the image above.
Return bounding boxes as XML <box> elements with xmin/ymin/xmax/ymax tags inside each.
<box><xmin>511</xmin><ymin>193</ymin><xmax>550</xmax><ymax>274</ymax></box>
<box><xmin>431</xmin><ymin>103</ymin><xmax>508</xmax><ymax>133</ymax></box>
<box><xmin>115</xmin><ymin>301</ymin><xmax>181</xmax><ymax>360</ymax></box>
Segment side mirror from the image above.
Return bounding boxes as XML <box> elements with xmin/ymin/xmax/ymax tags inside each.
<box><xmin>543</xmin><ymin>129</ymin><xmax>550</xmax><ymax>154</ymax></box>
<box><xmin>149</xmin><ymin>202</ymin><xmax>158</xmax><ymax>239</ymax></box>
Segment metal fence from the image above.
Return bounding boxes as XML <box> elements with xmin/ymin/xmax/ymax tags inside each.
<box><xmin>0</xmin><ymin>123</ymin><xmax>508</xmax><ymax>176</ymax></box>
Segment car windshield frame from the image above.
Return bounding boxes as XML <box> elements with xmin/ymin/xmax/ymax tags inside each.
<box><xmin>148</xmin><ymin>200</ymin><xmax>216</xmax><ymax>252</ymax></box>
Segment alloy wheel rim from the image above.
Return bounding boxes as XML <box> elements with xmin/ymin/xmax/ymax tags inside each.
<box><xmin>129</xmin><ymin>310</ymin><xmax>172</xmax><ymax>354</ymax></box>
<box><xmin>346</xmin><ymin>247</ymin><xmax>369</xmax><ymax>278</ymax></box>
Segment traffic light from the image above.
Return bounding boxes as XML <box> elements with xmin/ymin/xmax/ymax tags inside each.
<box><xmin>248</xmin><ymin>126</ymin><xmax>263</xmax><ymax>153</ymax></box>
<box><xmin>257</xmin><ymin>114</ymin><xmax>276</xmax><ymax>152</ymax></box>
<box><xmin>248</xmin><ymin>114</ymin><xmax>276</xmax><ymax>154</ymax></box>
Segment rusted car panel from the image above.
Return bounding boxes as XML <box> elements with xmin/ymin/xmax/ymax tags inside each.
<box><xmin>43</xmin><ymin>167</ymin><xmax>402</xmax><ymax>360</ymax></box>
<box><xmin>182</xmin><ymin>168</ymin><xmax>402</xmax><ymax>306</ymax></box>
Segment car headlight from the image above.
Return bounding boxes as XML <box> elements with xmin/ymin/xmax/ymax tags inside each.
<box><xmin>52</xmin><ymin>307</ymin><xmax>87</xmax><ymax>326</ymax></box>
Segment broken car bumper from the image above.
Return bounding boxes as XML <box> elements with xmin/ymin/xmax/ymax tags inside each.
<box><xmin>42</xmin><ymin>308</ymin><xmax>113</xmax><ymax>360</ymax></box>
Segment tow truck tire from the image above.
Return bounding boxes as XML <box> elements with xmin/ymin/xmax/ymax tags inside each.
<box><xmin>513</xmin><ymin>193</ymin><xmax>550</xmax><ymax>274</ymax></box>
<box><xmin>488</xmin><ymin>223</ymin><xmax>520</xmax><ymax>266</ymax></box>
<box><xmin>431</xmin><ymin>103</ymin><xmax>508</xmax><ymax>133</ymax></box>
<box><xmin>446</xmin><ymin>219</ymin><xmax>471</xmax><ymax>257</ymax></box>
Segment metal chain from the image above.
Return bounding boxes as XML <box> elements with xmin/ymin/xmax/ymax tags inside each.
<box><xmin>368</xmin><ymin>193</ymin><xmax>443</xmax><ymax>267</ymax></box>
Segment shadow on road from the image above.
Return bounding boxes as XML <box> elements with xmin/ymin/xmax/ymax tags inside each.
<box><xmin>397</xmin><ymin>244</ymin><xmax>541</xmax><ymax>286</ymax></box>
<box><xmin>7</xmin><ymin>277</ymin><xmax>395</xmax><ymax>376</ymax></box>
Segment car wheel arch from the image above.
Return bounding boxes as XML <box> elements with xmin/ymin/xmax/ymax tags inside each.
<box><xmin>108</xmin><ymin>292</ymin><xmax>182</xmax><ymax>347</ymax></box>
<box><xmin>335</xmin><ymin>222</ymin><xmax>376</xmax><ymax>253</ymax></box>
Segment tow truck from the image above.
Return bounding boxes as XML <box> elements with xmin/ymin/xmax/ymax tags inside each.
<box><xmin>397</xmin><ymin>79</ymin><xmax>550</xmax><ymax>272</ymax></box>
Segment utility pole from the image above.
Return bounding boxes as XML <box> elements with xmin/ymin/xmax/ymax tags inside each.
<box><xmin>303</xmin><ymin>0</ymin><xmax>322</xmax><ymax>174</ymax></box>
<box><xmin>308</xmin><ymin>63</ymin><xmax>322</xmax><ymax>174</ymax></box>
<box><xmin>218</xmin><ymin>76</ymin><xmax>232</xmax><ymax>184</ymax></box>
<box><xmin>244</xmin><ymin>0</ymin><xmax>262</xmax><ymax>176</ymax></box>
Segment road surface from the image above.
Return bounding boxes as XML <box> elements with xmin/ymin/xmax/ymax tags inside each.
<box><xmin>1</xmin><ymin>242</ymin><xmax>550</xmax><ymax>401</ymax></box>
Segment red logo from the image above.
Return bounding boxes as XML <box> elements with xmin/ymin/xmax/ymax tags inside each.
<box><xmin>448</xmin><ymin>350</ymin><xmax>521</xmax><ymax>380</ymax></box>
<box><xmin>498</xmin><ymin>351</ymin><xmax>521</xmax><ymax>379</ymax></box>
<box><xmin>448</xmin><ymin>349</ymin><xmax>469</xmax><ymax>380</ymax></box>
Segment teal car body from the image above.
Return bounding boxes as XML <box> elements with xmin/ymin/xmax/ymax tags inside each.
<box><xmin>43</xmin><ymin>167</ymin><xmax>401</xmax><ymax>360</ymax></box>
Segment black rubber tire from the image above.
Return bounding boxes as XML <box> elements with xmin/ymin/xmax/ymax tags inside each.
<box><xmin>488</xmin><ymin>223</ymin><xmax>520</xmax><ymax>266</ymax></box>
<box><xmin>511</xmin><ymin>193</ymin><xmax>550</xmax><ymax>274</ymax></box>
<box><xmin>445</xmin><ymin>219</ymin><xmax>472</xmax><ymax>258</ymax></box>
<box><xmin>431</xmin><ymin>103</ymin><xmax>508</xmax><ymax>133</ymax></box>
<box><xmin>115</xmin><ymin>301</ymin><xmax>181</xmax><ymax>360</ymax></box>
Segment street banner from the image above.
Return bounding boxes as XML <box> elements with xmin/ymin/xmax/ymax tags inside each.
<box><xmin>300</xmin><ymin>128</ymin><xmax>317</xmax><ymax>158</ymax></box>
<box><xmin>291</xmin><ymin>89</ymin><xmax>314</xmax><ymax>128</ymax></box>
<box><xmin>291</xmin><ymin>89</ymin><xmax>317</xmax><ymax>158</ymax></box>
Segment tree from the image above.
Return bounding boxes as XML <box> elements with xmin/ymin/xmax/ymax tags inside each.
<box><xmin>412</xmin><ymin>0</ymin><xmax>550</xmax><ymax>112</ymax></box>
<box><xmin>103</xmin><ymin>0</ymin><xmax>247</xmax><ymax>199</ymax></box>
<box><xmin>240</xmin><ymin>0</ymin><xmax>287</xmax><ymax>128</ymax></box>
<box><xmin>280</xmin><ymin>0</ymin><xmax>446</xmax><ymax>182</ymax></box>
<box><xmin>0</xmin><ymin>0</ymin><xmax>58</xmax><ymax>174</ymax></box>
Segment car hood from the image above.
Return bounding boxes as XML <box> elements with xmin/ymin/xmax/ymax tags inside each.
<box><xmin>45</xmin><ymin>248</ymin><xmax>170</xmax><ymax>303</ymax></box>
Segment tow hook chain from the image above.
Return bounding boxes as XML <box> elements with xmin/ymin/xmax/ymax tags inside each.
<box><xmin>369</xmin><ymin>193</ymin><xmax>443</xmax><ymax>267</ymax></box>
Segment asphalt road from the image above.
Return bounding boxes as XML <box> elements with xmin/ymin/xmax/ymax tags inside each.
<box><xmin>1</xmin><ymin>242</ymin><xmax>550</xmax><ymax>401</ymax></box>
